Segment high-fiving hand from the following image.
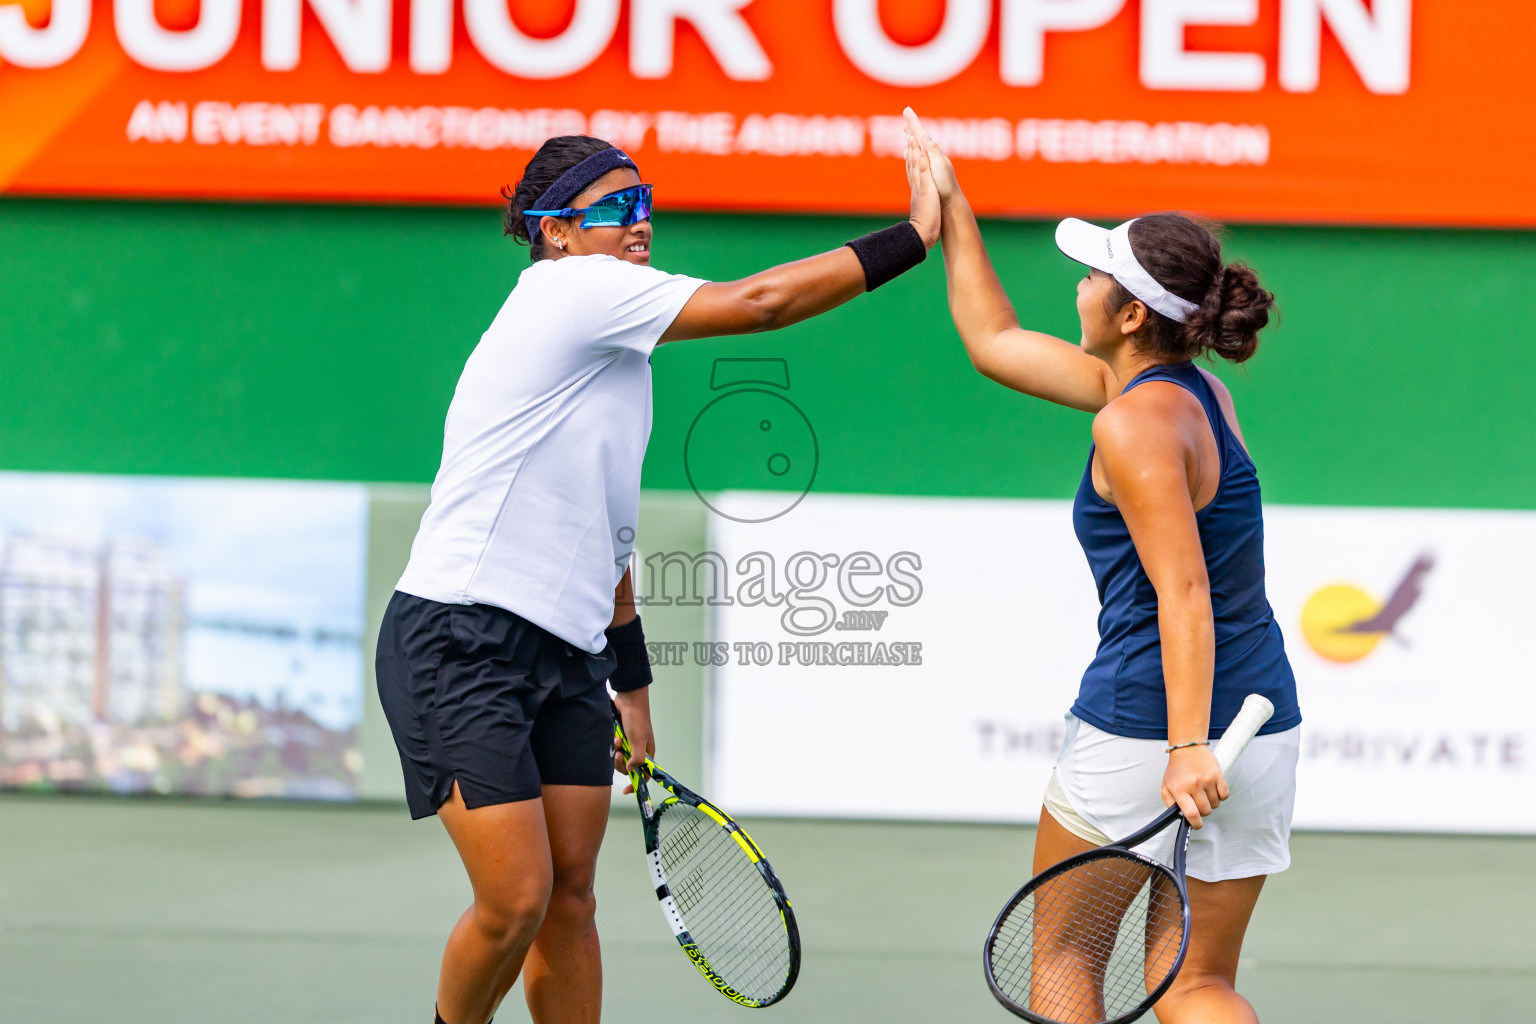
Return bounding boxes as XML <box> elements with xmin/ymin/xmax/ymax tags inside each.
<box><xmin>905</xmin><ymin>112</ymin><xmax>942</xmax><ymax>248</ymax></box>
<box><xmin>903</xmin><ymin>107</ymin><xmax>960</xmax><ymax>204</ymax></box>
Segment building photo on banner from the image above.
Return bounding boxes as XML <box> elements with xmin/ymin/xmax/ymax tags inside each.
<box><xmin>5</xmin><ymin>0</ymin><xmax>1536</xmax><ymax>1021</ymax></box>
<box><xmin>0</xmin><ymin>472</ymin><xmax>368</xmax><ymax>798</ymax></box>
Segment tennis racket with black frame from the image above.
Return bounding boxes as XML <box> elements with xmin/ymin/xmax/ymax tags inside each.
<box><xmin>612</xmin><ymin>706</ymin><xmax>800</xmax><ymax>1008</ymax></box>
<box><xmin>983</xmin><ymin>693</ymin><xmax>1276</xmax><ymax>1024</ymax></box>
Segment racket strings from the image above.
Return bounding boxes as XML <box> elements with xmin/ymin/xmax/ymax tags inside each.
<box><xmin>656</xmin><ymin>804</ymin><xmax>790</xmax><ymax>1002</ymax></box>
<box><xmin>988</xmin><ymin>854</ymin><xmax>1186</xmax><ymax>1024</ymax></box>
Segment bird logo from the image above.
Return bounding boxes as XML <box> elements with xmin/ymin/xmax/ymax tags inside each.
<box><xmin>1299</xmin><ymin>553</ymin><xmax>1435</xmax><ymax>663</ymax></box>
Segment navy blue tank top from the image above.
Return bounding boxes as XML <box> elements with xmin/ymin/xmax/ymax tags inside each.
<box><xmin>1070</xmin><ymin>361</ymin><xmax>1301</xmax><ymax>739</ymax></box>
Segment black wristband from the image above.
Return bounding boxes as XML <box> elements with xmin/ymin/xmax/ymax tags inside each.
<box><xmin>845</xmin><ymin>221</ymin><xmax>927</xmax><ymax>291</ymax></box>
<box><xmin>604</xmin><ymin>615</ymin><xmax>653</xmax><ymax>692</ymax></box>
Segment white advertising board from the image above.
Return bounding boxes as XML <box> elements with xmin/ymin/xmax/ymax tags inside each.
<box><xmin>703</xmin><ymin>493</ymin><xmax>1536</xmax><ymax>834</ymax></box>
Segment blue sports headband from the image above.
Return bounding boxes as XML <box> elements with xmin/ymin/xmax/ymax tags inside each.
<box><xmin>524</xmin><ymin>147</ymin><xmax>638</xmax><ymax>231</ymax></box>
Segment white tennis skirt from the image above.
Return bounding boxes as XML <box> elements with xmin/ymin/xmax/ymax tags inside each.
<box><xmin>1044</xmin><ymin>713</ymin><xmax>1300</xmax><ymax>882</ymax></box>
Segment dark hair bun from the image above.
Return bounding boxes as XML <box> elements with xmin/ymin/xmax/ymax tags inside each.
<box><xmin>1123</xmin><ymin>213</ymin><xmax>1276</xmax><ymax>365</ymax></box>
<box><xmin>501</xmin><ymin>135</ymin><xmax>616</xmax><ymax>261</ymax></box>
<box><xmin>1183</xmin><ymin>261</ymin><xmax>1274</xmax><ymax>365</ymax></box>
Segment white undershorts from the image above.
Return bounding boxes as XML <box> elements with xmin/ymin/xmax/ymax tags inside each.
<box><xmin>1044</xmin><ymin>713</ymin><xmax>1300</xmax><ymax>882</ymax></box>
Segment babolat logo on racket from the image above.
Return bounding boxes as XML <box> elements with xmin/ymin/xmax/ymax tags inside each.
<box><xmin>682</xmin><ymin>944</ymin><xmax>760</xmax><ymax>1006</ymax></box>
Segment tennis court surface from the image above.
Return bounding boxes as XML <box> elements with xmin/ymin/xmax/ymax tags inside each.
<box><xmin>2</xmin><ymin>795</ymin><xmax>1530</xmax><ymax>1022</ymax></box>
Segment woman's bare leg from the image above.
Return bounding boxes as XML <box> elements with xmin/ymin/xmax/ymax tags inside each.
<box><xmin>1152</xmin><ymin>874</ymin><xmax>1266</xmax><ymax>1024</ymax></box>
<box><xmin>1032</xmin><ymin>803</ymin><xmax>1098</xmax><ymax>873</ymax></box>
<box><xmin>1026</xmin><ymin>806</ymin><xmax>1105</xmax><ymax>1022</ymax></box>
<box><xmin>521</xmin><ymin>784</ymin><xmax>611</xmax><ymax>1024</ymax></box>
<box><xmin>1038</xmin><ymin>805</ymin><xmax>1268</xmax><ymax>1023</ymax></box>
<box><xmin>435</xmin><ymin>782</ymin><xmax>554</xmax><ymax>1024</ymax></box>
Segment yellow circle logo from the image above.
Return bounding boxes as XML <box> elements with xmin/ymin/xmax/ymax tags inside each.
<box><xmin>1302</xmin><ymin>552</ymin><xmax>1431</xmax><ymax>666</ymax></box>
<box><xmin>1300</xmin><ymin>584</ymin><xmax>1383</xmax><ymax>662</ymax></box>
<box><xmin>1298</xmin><ymin>553</ymin><xmax>1435</xmax><ymax>664</ymax></box>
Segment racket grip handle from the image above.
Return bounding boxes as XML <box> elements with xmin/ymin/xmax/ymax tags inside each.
<box><xmin>1213</xmin><ymin>694</ymin><xmax>1275</xmax><ymax>775</ymax></box>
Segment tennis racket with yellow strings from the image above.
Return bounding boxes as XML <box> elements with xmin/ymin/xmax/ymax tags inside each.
<box><xmin>613</xmin><ymin>706</ymin><xmax>800</xmax><ymax>1008</ymax></box>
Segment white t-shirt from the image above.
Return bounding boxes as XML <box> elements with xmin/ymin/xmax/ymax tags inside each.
<box><xmin>396</xmin><ymin>254</ymin><xmax>707</xmax><ymax>653</ymax></box>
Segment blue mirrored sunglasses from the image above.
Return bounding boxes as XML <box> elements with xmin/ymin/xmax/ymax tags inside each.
<box><xmin>525</xmin><ymin>184</ymin><xmax>653</xmax><ymax>229</ymax></box>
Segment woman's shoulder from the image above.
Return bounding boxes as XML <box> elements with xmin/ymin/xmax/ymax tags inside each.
<box><xmin>1094</xmin><ymin>376</ymin><xmax>1205</xmax><ymax>435</ymax></box>
<box><xmin>1091</xmin><ymin>383</ymin><xmax>1194</xmax><ymax>458</ymax></box>
<box><xmin>1096</xmin><ymin>367</ymin><xmax>1249</xmax><ymax>466</ymax></box>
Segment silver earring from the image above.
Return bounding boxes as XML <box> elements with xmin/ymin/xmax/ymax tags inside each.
<box><xmin>556</xmin><ymin>239</ymin><xmax>565</xmax><ymax>249</ymax></box>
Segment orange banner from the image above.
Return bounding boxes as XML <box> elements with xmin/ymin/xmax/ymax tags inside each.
<box><xmin>1</xmin><ymin>0</ymin><xmax>1531</xmax><ymax>224</ymax></box>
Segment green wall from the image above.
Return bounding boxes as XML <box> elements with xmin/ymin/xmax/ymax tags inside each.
<box><xmin>2</xmin><ymin>198</ymin><xmax>1531</xmax><ymax>509</ymax></box>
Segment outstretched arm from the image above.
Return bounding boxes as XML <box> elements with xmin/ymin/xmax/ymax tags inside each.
<box><xmin>660</xmin><ymin>125</ymin><xmax>941</xmax><ymax>342</ymax></box>
<box><xmin>906</xmin><ymin>110</ymin><xmax>1118</xmax><ymax>413</ymax></box>
<box><xmin>659</xmin><ymin>247</ymin><xmax>870</xmax><ymax>341</ymax></box>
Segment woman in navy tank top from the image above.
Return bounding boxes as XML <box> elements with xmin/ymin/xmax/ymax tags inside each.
<box><xmin>907</xmin><ymin>112</ymin><xmax>1301</xmax><ymax>1024</ymax></box>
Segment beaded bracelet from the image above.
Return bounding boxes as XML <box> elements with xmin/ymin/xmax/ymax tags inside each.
<box><xmin>1164</xmin><ymin>740</ymin><xmax>1210</xmax><ymax>753</ymax></box>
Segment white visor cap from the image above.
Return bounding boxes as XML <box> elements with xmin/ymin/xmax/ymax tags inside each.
<box><xmin>1055</xmin><ymin>218</ymin><xmax>1199</xmax><ymax>323</ymax></box>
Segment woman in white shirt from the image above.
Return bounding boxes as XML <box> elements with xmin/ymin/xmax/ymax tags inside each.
<box><xmin>378</xmin><ymin>133</ymin><xmax>939</xmax><ymax>1024</ymax></box>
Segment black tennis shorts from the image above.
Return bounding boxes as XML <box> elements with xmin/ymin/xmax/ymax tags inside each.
<box><xmin>376</xmin><ymin>592</ymin><xmax>619</xmax><ymax>819</ymax></box>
